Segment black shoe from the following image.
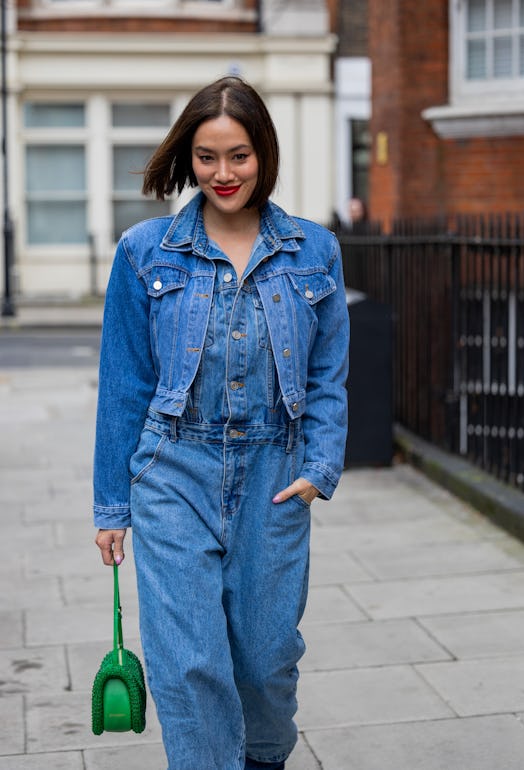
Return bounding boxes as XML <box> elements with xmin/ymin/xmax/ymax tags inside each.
<box><xmin>244</xmin><ymin>759</ymin><xmax>285</xmax><ymax>770</ymax></box>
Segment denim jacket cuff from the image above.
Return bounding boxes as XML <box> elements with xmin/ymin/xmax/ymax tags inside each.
<box><xmin>299</xmin><ymin>462</ymin><xmax>339</xmax><ymax>500</ymax></box>
<box><xmin>93</xmin><ymin>504</ymin><xmax>131</xmax><ymax>530</ymax></box>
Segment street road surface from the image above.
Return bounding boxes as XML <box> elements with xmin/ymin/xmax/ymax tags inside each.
<box><xmin>0</xmin><ymin>330</ymin><xmax>101</xmax><ymax>368</ymax></box>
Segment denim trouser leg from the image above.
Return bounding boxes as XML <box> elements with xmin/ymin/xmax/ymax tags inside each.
<box><xmin>130</xmin><ymin>418</ymin><xmax>310</xmax><ymax>770</ymax></box>
<box><xmin>223</xmin><ymin>445</ymin><xmax>310</xmax><ymax>765</ymax></box>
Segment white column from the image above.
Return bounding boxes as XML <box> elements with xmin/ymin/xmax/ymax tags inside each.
<box><xmin>87</xmin><ymin>94</ymin><xmax>112</xmax><ymax>290</ymax></box>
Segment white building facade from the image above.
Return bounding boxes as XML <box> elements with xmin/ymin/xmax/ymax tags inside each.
<box><xmin>2</xmin><ymin>0</ymin><xmax>337</xmax><ymax>299</ymax></box>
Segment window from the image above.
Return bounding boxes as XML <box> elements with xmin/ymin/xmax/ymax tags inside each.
<box><xmin>465</xmin><ymin>0</ymin><xmax>524</xmax><ymax>79</ymax></box>
<box><xmin>112</xmin><ymin>145</ymin><xmax>170</xmax><ymax>241</ymax></box>
<box><xmin>24</xmin><ymin>104</ymin><xmax>88</xmax><ymax>245</ymax></box>
<box><xmin>452</xmin><ymin>0</ymin><xmax>524</xmax><ymax>99</ymax></box>
<box><xmin>111</xmin><ymin>103</ymin><xmax>171</xmax><ymax>241</ymax></box>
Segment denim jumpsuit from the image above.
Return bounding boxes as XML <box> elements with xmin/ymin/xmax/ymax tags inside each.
<box><xmin>94</xmin><ymin>193</ymin><xmax>349</xmax><ymax>770</ymax></box>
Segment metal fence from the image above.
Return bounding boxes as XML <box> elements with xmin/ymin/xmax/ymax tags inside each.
<box><xmin>337</xmin><ymin>214</ymin><xmax>524</xmax><ymax>492</ymax></box>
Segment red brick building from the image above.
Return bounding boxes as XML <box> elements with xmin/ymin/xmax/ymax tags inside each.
<box><xmin>368</xmin><ymin>0</ymin><xmax>524</xmax><ymax>226</ymax></box>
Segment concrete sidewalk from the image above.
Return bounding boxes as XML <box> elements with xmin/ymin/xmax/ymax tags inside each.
<box><xmin>3</xmin><ymin>364</ymin><xmax>524</xmax><ymax>769</ymax></box>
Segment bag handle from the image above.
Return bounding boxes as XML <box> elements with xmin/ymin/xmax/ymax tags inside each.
<box><xmin>113</xmin><ymin>563</ymin><xmax>124</xmax><ymax>666</ymax></box>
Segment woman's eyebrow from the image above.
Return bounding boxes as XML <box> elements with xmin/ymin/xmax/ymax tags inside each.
<box><xmin>193</xmin><ymin>144</ymin><xmax>252</xmax><ymax>153</ymax></box>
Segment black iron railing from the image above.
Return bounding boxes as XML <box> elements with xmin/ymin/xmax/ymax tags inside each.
<box><xmin>337</xmin><ymin>214</ymin><xmax>524</xmax><ymax>492</ymax></box>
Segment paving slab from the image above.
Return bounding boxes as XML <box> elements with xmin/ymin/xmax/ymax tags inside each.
<box><xmin>308</xmin><ymin>549</ymin><xmax>372</xmax><ymax>585</ymax></box>
<box><xmin>416</xmin><ymin>655</ymin><xmax>524</xmax><ymax>716</ymax></box>
<box><xmin>301</xmin><ymin>585</ymin><xmax>368</xmax><ymax>624</ymax></box>
<box><xmin>0</xmin><ymin>645</ymin><xmax>69</xmax><ymax>696</ymax></box>
<box><xmin>0</xmin><ymin>577</ymin><xmax>63</xmax><ymax>612</ymax></box>
<box><xmin>301</xmin><ymin>618</ymin><xmax>450</xmax><ymax>672</ymax></box>
<box><xmin>347</xmin><ymin>570</ymin><xmax>524</xmax><ymax>619</ymax></box>
<box><xmin>311</xmin><ymin>515</ymin><xmax>483</xmax><ymax>555</ymax></box>
<box><xmin>297</xmin><ymin>666</ymin><xmax>453</xmax><ymax>730</ymax></box>
<box><xmin>0</xmin><ymin>695</ymin><xmax>24</xmax><ymax>755</ymax></box>
<box><xmin>419</xmin><ymin>609</ymin><xmax>524</xmax><ymax>659</ymax></box>
<box><xmin>355</xmin><ymin>539</ymin><xmax>523</xmax><ymax>579</ymax></box>
<box><xmin>305</xmin><ymin>714</ymin><xmax>524</xmax><ymax>770</ymax></box>
<box><xmin>25</xmin><ymin>606</ymin><xmax>139</xmax><ymax>647</ymax></box>
<box><xmin>0</xmin><ymin>611</ymin><xmax>24</xmax><ymax>648</ymax></box>
<box><xmin>26</xmin><ymin>691</ymin><xmax>162</xmax><ymax>753</ymax></box>
<box><xmin>0</xmin><ymin>753</ymin><xmax>84</xmax><ymax>770</ymax></box>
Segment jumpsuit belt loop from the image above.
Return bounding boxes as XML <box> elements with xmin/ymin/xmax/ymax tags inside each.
<box><xmin>286</xmin><ymin>419</ymin><xmax>295</xmax><ymax>453</ymax></box>
<box><xmin>169</xmin><ymin>416</ymin><xmax>178</xmax><ymax>443</ymax></box>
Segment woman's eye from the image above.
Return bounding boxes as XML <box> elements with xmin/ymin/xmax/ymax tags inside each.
<box><xmin>233</xmin><ymin>153</ymin><xmax>248</xmax><ymax>161</ymax></box>
<box><xmin>197</xmin><ymin>154</ymin><xmax>213</xmax><ymax>163</ymax></box>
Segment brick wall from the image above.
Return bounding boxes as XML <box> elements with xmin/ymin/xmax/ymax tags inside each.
<box><xmin>17</xmin><ymin>18</ymin><xmax>256</xmax><ymax>33</ymax></box>
<box><xmin>443</xmin><ymin>136</ymin><xmax>524</xmax><ymax>215</ymax></box>
<box><xmin>369</xmin><ymin>0</ymin><xmax>524</xmax><ymax>226</ymax></box>
<box><xmin>368</xmin><ymin>0</ymin><xmax>448</xmax><ymax>226</ymax></box>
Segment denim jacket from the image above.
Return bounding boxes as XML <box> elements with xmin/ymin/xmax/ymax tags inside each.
<box><xmin>93</xmin><ymin>192</ymin><xmax>349</xmax><ymax>529</ymax></box>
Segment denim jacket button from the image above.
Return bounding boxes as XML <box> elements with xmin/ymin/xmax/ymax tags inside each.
<box><xmin>305</xmin><ymin>289</ymin><xmax>314</xmax><ymax>299</ymax></box>
<box><xmin>283</xmin><ymin>348</ymin><xmax>291</xmax><ymax>358</ymax></box>
<box><xmin>292</xmin><ymin>402</ymin><xmax>299</xmax><ymax>411</ymax></box>
<box><xmin>272</xmin><ymin>293</ymin><xmax>281</xmax><ymax>302</ymax></box>
<box><xmin>223</xmin><ymin>272</ymin><xmax>233</xmax><ymax>283</ymax></box>
<box><xmin>153</xmin><ymin>280</ymin><xmax>163</xmax><ymax>290</ymax></box>
<box><xmin>232</xmin><ymin>330</ymin><xmax>242</xmax><ymax>340</ymax></box>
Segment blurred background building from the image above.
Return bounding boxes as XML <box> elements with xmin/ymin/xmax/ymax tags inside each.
<box><xmin>369</xmin><ymin>0</ymin><xmax>524</xmax><ymax>227</ymax></box>
<box><xmin>3</xmin><ymin>0</ymin><xmax>369</xmax><ymax>299</ymax></box>
<box><xmin>3</xmin><ymin>0</ymin><xmax>523</xmax><ymax>300</ymax></box>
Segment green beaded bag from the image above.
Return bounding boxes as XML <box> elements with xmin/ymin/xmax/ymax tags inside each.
<box><xmin>91</xmin><ymin>564</ymin><xmax>146</xmax><ymax>734</ymax></box>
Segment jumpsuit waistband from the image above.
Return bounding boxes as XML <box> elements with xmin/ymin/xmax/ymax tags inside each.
<box><xmin>145</xmin><ymin>408</ymin><xmax>303</xmax><ymax>452</ymax></box>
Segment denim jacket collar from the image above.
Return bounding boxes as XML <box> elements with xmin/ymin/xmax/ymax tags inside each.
<box><xmin>160</xmin><ymin>191</ymin><xmax>304</xmax><ymax>258</ymax></box>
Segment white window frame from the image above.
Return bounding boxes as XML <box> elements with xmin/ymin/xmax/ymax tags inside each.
<box><xmin>422</xmin><ymin>0</ymin><xmax>524</xmax><ymax>139</ymax></box>
<box><xmin>450</xmin><ymin>0</ymin><xmax>524</xmax><ymax>103</ymax></box>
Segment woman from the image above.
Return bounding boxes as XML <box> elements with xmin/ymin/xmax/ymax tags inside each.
<box><xmin>94</xmin><ymin>76</ymin><xmax>349</xmax><ymax>770</ymax></box>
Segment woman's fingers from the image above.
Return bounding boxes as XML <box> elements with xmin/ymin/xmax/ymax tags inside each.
<box><xmin>95</xmin><ymin>528</ymin><xmax>127</xmax><ymax>566</ymax></box>
<box><xmin>272</xmin><ymin>477</ymin><xmax>319</xmax><ymax>505</ymax></box>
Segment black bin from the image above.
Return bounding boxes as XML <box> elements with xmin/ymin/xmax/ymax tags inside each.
<box><xmin>345</xmin><ymin>290</ymin><xmax>393</xmax><ymax>467</ymax></box>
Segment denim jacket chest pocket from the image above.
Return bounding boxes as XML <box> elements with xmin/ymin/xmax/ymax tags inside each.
<box><xmin>254</xmin><ymin>268</ymin><xmax>337</xmax><ymax>419</ymax></box>
<box><xmin>286</xmin><ymin>270</ymin><xmax>337</xmax><ymax>349</ymax></box>
<box><xmin>146</xmin><ymin>265</ymin><xmax>188</xmax><ymax>365</ymax></box>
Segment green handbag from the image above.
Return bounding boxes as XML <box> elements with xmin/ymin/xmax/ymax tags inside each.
<box><xmin>91</xmin><ymin>563</ymin><xmax>147</xmax><ymax>734</ymax></box>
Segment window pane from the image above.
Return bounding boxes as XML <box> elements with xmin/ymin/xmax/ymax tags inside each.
<box><xmin>467</xmin><ymin>39</ymin><xmax>487</xmax><ymax>77</ymax></box>
<box><xmin>520</xmin><ymin>34</ymin><xmax>524</xmax><ymax>73</ymax></box>
<box><xmin>112</xmin><ymin>103</ymin><xmax>170</xmax><ymax>127</ymax></box>
<box><xmin>494</xmin><ymin>0</ymin><xmax>513</xmax><ymax>28</ymax></box>
<box><xmin>24</xmin><ymin>103</ymin><xmax>85</xmax><ymax>128</ymax></box>
<box><xmin>27</xmin><ymin>201</ymin><xmax>87</xmax><ymax>245</ymax></box>
<box><xmin>26</xmin><ymin>146</ymin><xmax>85</xmax><ymax>193</ymax></box>
<box><xmin>113</xmin><ymin>200</ymin><xmax>170</xmax><ymax>242</ymax></box>
<box><xmin>494</xmin><ymin>35</ymin><xmax>513</xmax><ymax>75</ymax></box>
<box><xmin>467</xmin><ymin>0</ymin><xmax>487</xmax><ymax>31</ymax></box>
<box><xmin>113</xmin><ymin>145</ymin><xmax>156</xmax><ymax>191</ymax></box>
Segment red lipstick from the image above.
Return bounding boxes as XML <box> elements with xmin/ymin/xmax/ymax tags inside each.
<box><xmin>213</xmin><ymin>185</ymin><xmax>241</xmax><ymax>197</ymax></box>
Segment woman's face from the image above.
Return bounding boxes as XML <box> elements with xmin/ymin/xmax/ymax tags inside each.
<box><xmin>191</xmin><ymin>115</ymin><xmax>259</xmax><ymax>215</ymax></box>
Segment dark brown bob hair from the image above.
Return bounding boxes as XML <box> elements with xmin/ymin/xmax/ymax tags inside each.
<box><xmin>142</xmin><ymin>76</ymin><xmax>279</xmax><ymax>210</ymax></box>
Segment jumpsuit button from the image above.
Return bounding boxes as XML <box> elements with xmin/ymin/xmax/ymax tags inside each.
<box><xmin>272</xmin><ymin>293</ymin><xmax>281</xmax><ymax>302</ymax></box>
<box><xmin>153</xmin><ymin>280</ymin><xmax>163</xmax><ymax>291</ymax></box>
<box><xmin>223</xmin><ymin>272</ymin><xmax>233</xmax><ymax>283</ymax></box>
<box><xmin>283</xmin><ymin>348</ymin><xmax>291</xmax><ymax>358</ymax></box>
<box><xmin>305</xmin><ymin>289</ymin><xmax>314</xmax><ymax>299</ymax></box>
<box><xmin>232</xmin><ymin>330</ymin><xmax>242</xmax><ymax>340</ymax></box>
<box><xmin>292</xmin><ymin>402</ymin><xmax>299</xmax><ymax>412</ymax></box>
<box><xmin>230</xmin><ymin>381</ymin><xmax>243</xmax><ymax>390</ymax></box>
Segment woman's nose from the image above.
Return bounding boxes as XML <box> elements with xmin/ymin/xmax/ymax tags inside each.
<box><xmin>215</xmin><ymin>159</ymin><xmax>233</xmax><ymax>182</ymax></box>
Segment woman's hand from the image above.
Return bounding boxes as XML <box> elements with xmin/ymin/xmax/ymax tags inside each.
<box><xmin>95</xmin><ymin>528</ymin><xmax>127</xmax><ymax>566</ymax></box>
<box><xmin>272</xmin><ymin>477</ymin><xmax>319</xmax><ymax>505</ymax></box>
